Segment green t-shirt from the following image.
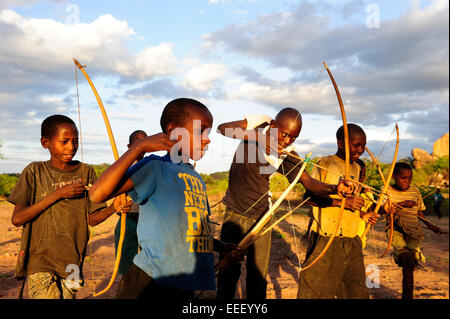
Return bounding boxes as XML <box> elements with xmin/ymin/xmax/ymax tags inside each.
<box><xmin>8</xmin><ymin>161</ymin><xmax>106</xmax><ymax>279</ymax></box>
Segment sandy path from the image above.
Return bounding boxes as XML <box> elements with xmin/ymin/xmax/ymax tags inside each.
<box><xmin>0</xmin><ymin>201</ymin><xmax>448</xmax><ymax>299</ymax></box>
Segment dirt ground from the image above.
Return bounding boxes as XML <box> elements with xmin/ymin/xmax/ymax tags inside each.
<box><xmin>0</xmin><ymin>199</ymin><xmax>448</xmax><ymax>299</ymax></box>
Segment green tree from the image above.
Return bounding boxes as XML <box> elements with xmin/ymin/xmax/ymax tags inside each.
<box><xmin>0</xmin><ymin>174</ymin><xmax>19</xmax><ymax>197</ymax></box>
<box><xmin>91</xmin><ymin>163</ymin><xmax>110</xmax><ymax>177</ymax></box>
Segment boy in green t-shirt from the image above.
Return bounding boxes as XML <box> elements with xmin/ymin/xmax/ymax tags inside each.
<box><xmin>8</xmin><ymin>114</ymin><xmax>130</xmax><ymax>299</ymax></box>
<box><xmin>114</xmin><ymin>130</ymin><xmax>147</xmax><ymax>275</ymax></box>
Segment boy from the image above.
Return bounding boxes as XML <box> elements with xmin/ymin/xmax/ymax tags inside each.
<box><xmin>89</xmin><ymin>98</ymin><xmax>241</xmax><ymax>299</ymax></box>
<box><xmin>383</xmin><ymin>162</ymin><xmax>442</xmax><ymax>299</ymax></box>
<box><xmin>8</xmin><ymin>115</ymin><xmax>129</xmax><ymax>299</ymax></box>
<box><xmin>432</xmin><ymin>188</ymin><xmax>444</xmax><ymax>219</ymax></box>
<box><xmin>297</xmin><ymin>124</ymin><xmax>379</xmax><ymax>299</ymax></box>
<box><xmin>114</xmin><ymin>130</ymin><xmax>147</xmax><ymax>275</ymax></box>
<box><xmin>216</xmin><ymin>108</ymin><xmax>356</xmax><ymax>300</ymax></box>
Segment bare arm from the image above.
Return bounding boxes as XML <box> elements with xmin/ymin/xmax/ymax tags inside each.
<box><xmin>88</xmin><ymin>196</ymin><xmax>132</xmax><ymax>226</ymax></box>
<box><xmin>217</xmin><ymin>119</ymin><xmax>278</xmax><ymax>156</ymax></box>
<box><xmin>89</xmin><ymin>133</ymin><xmax>175</xmax><ymax>203</ymax></box>
<box><xmin>304</xmin><ymin>188</ymin><xmax>364</xmax><ymax>211</ymax></box>
<box><xmin>11</xmin><ymin>182</ymin><xmax>86</xmax><ymax>227</ymax></box>
<box><xmin>418</xmin><ymin>210</ymin><xmax>443</xmax><ymax>234</ymax></box>
<box><xmin>217</xmin><ymin>119</ymin><xmax>263</xmax><ymax>143</ymax></box>
<box><xmin>299</xmin><ymin>170</ymin><xmax>355</xmax><ymax>198</ymax></box>
<box><xmin>299</xmin><ymin>170</ymin><xmax>337</xmax><ymax>196</ymax></box>
<box><xmin>217</xmin><ymin>120</ymin><xmax>247</xmax><ymax>137</ymax></box>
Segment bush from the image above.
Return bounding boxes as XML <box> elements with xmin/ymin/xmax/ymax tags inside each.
<box><xmin>91</xmin><ymin>163</ymin><xmax>110</xmax><ymax>177</ymax></box>
<box><xmin>201</xmin><ymin>172</ymin><xmax>229</xmax><ymax>196</ymax></box>
<box><xmin>0</xmin><ymin>174</ymin><xmax>19</xmax><ymax>197</ymax></box>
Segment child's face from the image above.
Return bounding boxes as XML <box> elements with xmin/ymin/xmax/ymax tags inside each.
<box><xmin>271</xmin><ymin>118</ymin><xmax>301</xmax><ymax>150</ymax></box>
<box><xmin>129</xmin><ymin>132</ymin><xmax>148</xmax><ymax>162</ymax></box>
<box><xmin>338</xmin><ymin>133</ymin><xmax>366</xmax><ymax>162</ymax></box>
<box><xmin>172</xmin><ymin>107</ymin><xmax>213</xmax><ymax>161</ymax></box>
<box><xmin>393</xmin><ymin>168</ymin><xmax>412</xmax><ymax>191</ymax></box>
<box><xmin>349</xmin><ymin>133</ymin><xmax>366</xmax><ymax>162</ymax></box>
<box><xmin>42</xmin><ymin>123</ymin><xmax>79</xmax><ymax>168</ymax></box>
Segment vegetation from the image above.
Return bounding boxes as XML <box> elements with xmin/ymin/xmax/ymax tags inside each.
<box><xmin>201</xmin><ymin>171</ymin><xmax>229</xmax><ymax>196</ymax></box>
<box><xmin>1</xmin><ymin>156</ymin><xmax>448</xmax><ymax>216</ymax></box>
<box><xmin>91</xmin><ymin>163</ymin><xmax>110</xmax><ymax>177</ymax></box>
<box><xmin>0</xmin><ymin>174</ymin><xmax>19</xmax><ymax>198</ymax></box>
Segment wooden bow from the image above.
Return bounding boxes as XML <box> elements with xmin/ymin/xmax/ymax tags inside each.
<box><xmin>215</xmin><ymin>153</ymin><xmax>312</xmax><ymax>274</ymax></box>
<box><xmin>364</xmin><ymin>145</ymin><xmax>394</xmax><ymax>257</ymax></box>
<box><xmin>361</xmin><ymin>124</ymin><xmax>400</xmax><ymax>254</ymax></box>
<box><xmin>73</xmin><ymin>58</ymin><xmax>127</xmax><ymax>297</ymax></box>
<box><xmin>300</xmin><ymin>62</ymin><xmax>350</xmax><ymax>272</ymax></box>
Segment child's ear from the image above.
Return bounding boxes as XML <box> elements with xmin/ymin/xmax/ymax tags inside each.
<box><xmin>337</xmin><ymin>138</ymin><xmax>345</xmax><ymax>151</ymax></box>
<box><xmin>165</xmin><ymin>123</ymin><xmax>176</xmax><ymax>136</ymax></box>
<box><xmin>41</xmin><ymin>137</ymin><xmax>49</xmax><ymax>149</ymax></box>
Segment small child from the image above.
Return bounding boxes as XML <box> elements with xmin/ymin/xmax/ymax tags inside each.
<box><xmin>8</xmin><ymin>114</ymin><xmax>128</xmax><ymax>299</ymax></box>
<box><xmin>432</xmin><ymin>189</ymin><xmax>444</xmax><ymax>219</ymax></box>
<box><xmin>383</xmin><ymin>162</ymin><xmax>442</xmax><ymax>299</ymax></box>
<box><xmin>89</xmin><ymin>98</ymin><xmax>242</xmax><ymax>299</ymax></box>
<box><xmin>114</xmin><ymin>130</ymin><xmax>147</xmax><ymax>275</ymax></box>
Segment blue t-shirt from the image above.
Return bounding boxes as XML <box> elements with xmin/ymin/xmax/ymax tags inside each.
<box><xmin>127</xmin><ymin>154</ymin><xmax>216</xmax><ymax>290</ymax></box>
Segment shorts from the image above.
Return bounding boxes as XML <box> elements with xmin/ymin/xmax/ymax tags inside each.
<box><xmin>387</xmin><ymin>229</ymin><xmax>425</xmax><ymax>264</ymax></box>
<box><xmin>27</xmin><ymin>272</ymin><xmax>82</xmax><ymax>299</ymax></box>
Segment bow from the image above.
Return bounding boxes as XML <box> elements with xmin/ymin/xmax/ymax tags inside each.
<box><xmin>215</xmin><ymin>153</ymin><xmax>312</xmax><ymax>274</ymax></box>
<box><xmin>73</xmin><ymin>58</ymin><xmax>127</xmax><ymax>297</ymax></box>
<box><xmin>364</xmin><ymin>145</ymin><xmax>393</xmax><ymax>257</ymax></box>
<box><xmin>300</xmin><ymin>62</ymin><xmax>350</xmax><ymax>272</ymax></box>
<box><xmin>361</xmin><ymin>124</ymin><xmax>400</xmax><ymax>255</ymax></box>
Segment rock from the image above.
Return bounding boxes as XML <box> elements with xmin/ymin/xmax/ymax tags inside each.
<box><xmin>411</xmin><ymin>132</ymin><xmax>449</xmax><ymax>169</ymax></box>
<box><xmin>412</xmin><ymin>148</ymin><xmax>434</xmax><ymax>169</ymax></box>
<box><xmin>432</xmin><ymin>132</ymin><xmax>449</xmax><ymax>159</ymax></box>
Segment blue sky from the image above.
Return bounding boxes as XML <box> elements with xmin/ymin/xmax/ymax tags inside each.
<box><xmin>0</xmin><ymin>0</ymin><xmax>448</xmax><ymax>174</ymax></box>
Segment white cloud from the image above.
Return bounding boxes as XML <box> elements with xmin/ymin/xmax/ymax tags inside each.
<box><xmin>114</xmin><ymin>43</ymin><xmax>177</xmax><ymax>79</ymax></box>
<box><xmin>181</xmin><ymin>63</ymin><xmax>227</xmax><ymax>91</ymax></box>
<box><xmin>201</xmin><ymin>1</ymin><xmax>448</xmax><ymax>139</ymax></box>
<box><xmin>0</xmin><ymin>10</ymin><xmax>177</xmax><ymax>81</ymax></box>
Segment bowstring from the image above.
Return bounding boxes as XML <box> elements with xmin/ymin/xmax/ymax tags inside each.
<box><xmin>218</xmin><ymin>153</ymin><xmax>305</xmax><ymax>239</ymax></box>
<box><xmin>213</xmin><ymin>66</ymin><xmax>325</xmax><ymax>281</ymax></box>
<box><xmin>367</xmin><ymin>125</ymin><xmax>396</xmax><ymax>254</ymax></box>
<box><xmin>270</xmin><ymin>66</ymin><xmax>325</xmax><ymax>270</ymax></box>
<box><xmin>281</xmin><ymin>162</ymin><xmax>302</xmax><ymax>276</ymax></box>
<box><xmin>375</xmin><ymin>126</ymin><xmax>397</xmax><ymax>163</ymax></box>
<box><xmin>75</xmin><ymin>63</ymin><xmax>97</xmax><ymax>295</ymax></box>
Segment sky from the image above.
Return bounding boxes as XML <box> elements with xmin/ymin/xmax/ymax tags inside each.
<box><xmin>0</xmin><ymin>0</ymin><xmax>448</xmax><ymax>174</ymax></box>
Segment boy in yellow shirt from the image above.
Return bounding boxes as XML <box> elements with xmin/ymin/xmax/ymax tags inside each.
<box><xmin>298</xmin><ymin>124</ymin><xmax>379</xmax><ymax>299</ymax></box>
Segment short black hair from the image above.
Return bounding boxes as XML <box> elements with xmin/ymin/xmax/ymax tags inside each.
<box><xmin>41</xmin><ymin>115</ymin><xmax>77</xmax><ymax>139</ymax></box>
<box><xmin>336</xmin><ymin>123</ymin><xmax>366</xmax><ymax>140</ymax></box>
<box><xmin>160</xmin><ymin>98</ymin><xmax>210</xmax><ymax>134</ymax></box>
<box><xmin>275</xmin><ymin>107</ymin><xmax>302</xmax><ymax>124</ymax></box>
<box><xmin>129</xmin><ymin>130</ymin><xmax>147</xmax><ymax>144</ymax></box>
<box><xmin>393</xmin><ymin>162</ymin><xmax>412</xmax><ymax>175</ymax></box>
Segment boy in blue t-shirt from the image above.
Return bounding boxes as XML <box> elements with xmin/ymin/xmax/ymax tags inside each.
<box><xmin>89</xmin><ymin>98</ymin><xmax>241</xmax><ymax>299</ymax></box>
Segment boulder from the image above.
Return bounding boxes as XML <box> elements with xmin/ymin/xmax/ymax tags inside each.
<box><xmin>432</xmin><ymin>132</ymin><xmax>449</xmax><ymax>159</ymax></box>
<box><xmin>412</xmin><ymin>148</ymin><xmax>434</xmax><ymax>169</ymax></box>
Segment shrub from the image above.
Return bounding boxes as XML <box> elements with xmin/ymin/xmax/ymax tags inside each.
<box><xmin>0</xmin><ymin>174</ymin><xmax>19</xmax><ymax>197</ymax></box>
